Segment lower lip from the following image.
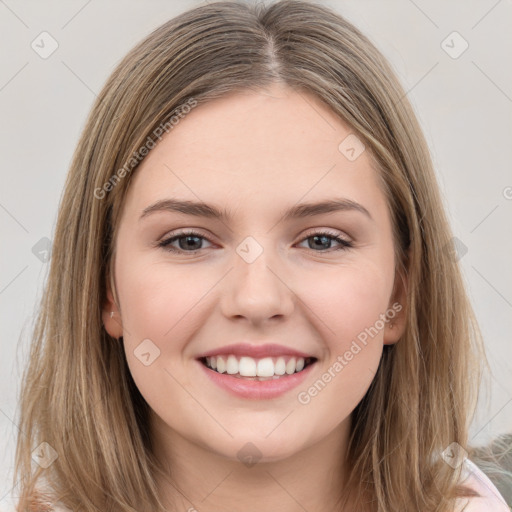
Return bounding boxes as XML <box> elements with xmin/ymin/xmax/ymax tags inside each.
<box><xmin>196</xmin><ymin>359</ymin><xmax>317</xmax><ymax>400</ymax></box>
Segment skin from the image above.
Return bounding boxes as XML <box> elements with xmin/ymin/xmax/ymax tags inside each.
<box><xmin>103</xmin><ymin>83</ymin><xmax>407</xmax><ymax>512</ymax></box>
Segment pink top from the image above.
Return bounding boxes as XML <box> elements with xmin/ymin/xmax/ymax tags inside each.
<box><xmin>454</xmin><ymin>458</ymin><xmax>509</xmax><ymax>511</ymax></box>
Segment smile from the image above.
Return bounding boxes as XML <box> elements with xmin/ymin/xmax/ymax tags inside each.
<box><xmin>200</xmin><ymin>355</ymin><xmax>317</xmax><ymax>380</ymax></box>
<box><xmin>196</xmin><ymin>356</ymin><xmax>318</xmax><ymax>400</ymax></box>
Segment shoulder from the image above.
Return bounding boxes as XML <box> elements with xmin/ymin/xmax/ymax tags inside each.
<box><xmin>454</xmin><ymin>458</ymin><xmax>510</xmax><ymax>511</ymax></box>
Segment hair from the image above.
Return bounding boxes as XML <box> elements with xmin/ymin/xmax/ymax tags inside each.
<box><xmin>13</xmin><ymin>0</ymin><xmax>505</xmax><ymax>510</ymax></box>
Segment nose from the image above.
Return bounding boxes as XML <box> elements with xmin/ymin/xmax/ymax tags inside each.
<box><xmin>220</xmin><ymin>245</ymin><xmax>295</xmax><ymax>326</ymax></box>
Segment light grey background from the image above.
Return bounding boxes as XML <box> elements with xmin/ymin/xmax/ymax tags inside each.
<box><xmin>1</xmin><ymin>0</ymin><xmax>511</xmax><ymax>507</ymax></box>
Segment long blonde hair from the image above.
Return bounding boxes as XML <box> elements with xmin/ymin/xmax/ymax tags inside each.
<box><xmin>14</xmin><ymin>1</ymin><xmax>492</xmax><ymax>510</ymax></box>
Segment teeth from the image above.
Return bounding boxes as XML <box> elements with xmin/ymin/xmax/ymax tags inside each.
<box><xmin>204</xmin><ymin>355</ymin><xmax>312</xmax><ymax>377</ymax></box>
<box><xmin>226</xmin><ymin>355</ymin><xmax>240</xmax><ymax>375</ymax></box>
<box><xmin>258</xmin><ymin>357</ymin><xmax>276</xmax><ymax>377</ymax></box>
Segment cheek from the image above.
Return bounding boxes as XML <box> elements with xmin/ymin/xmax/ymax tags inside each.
<box><xmin>117</xmin><ymin>251</ymin><xmax>207</xmax><ymax>341</ymax></box>
<box><xmin>293</xmin><ymin>264</ymin><xmax>389</xmax><ymax>419</ymax></box>
<box><xmin>115</xmin><ymin>253</ymin><xmax>220</xmax><ymax>406</ymax></box>
<box><xmin>304</xmin><ymin>262</ymin><xmax>391</xmax><ymax>341</ymax></box>
<box><xmin>116</xmin><ymin>258</ymin><xmax>208</xmax><ymax>418</ymax></box>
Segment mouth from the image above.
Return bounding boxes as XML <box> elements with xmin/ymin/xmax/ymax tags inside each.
<box><xmin>197</xmin><ymin>355</ymin><xmax>318</xmax><ymax>381</ymax></box>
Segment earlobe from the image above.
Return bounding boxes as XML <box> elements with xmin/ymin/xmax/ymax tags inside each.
<box><xmin>102</xmin><ymin>281</ymin><xmax>123</xmax><ymax>340</ymax></box>
<box><xmin>383</xmin><ymin>315</ymin><xmax>406</xmax><ymax>345</ymax></box>
<box><xmin>383</xmin><ymin>268</ymin><xmax>408</xmax><ymax>345</ymax></box>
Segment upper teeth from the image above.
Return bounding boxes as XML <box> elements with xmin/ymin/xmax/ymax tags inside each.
<box><xmin>205</xmin><ymin>355</ymin><xmax>310</xmax><ymax>377</ymax></box>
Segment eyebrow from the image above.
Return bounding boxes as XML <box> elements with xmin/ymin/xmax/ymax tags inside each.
<box><xmin>139</xmin><ymin>198</ymin><xmax>373</xmax><ymax>222</ymax></box>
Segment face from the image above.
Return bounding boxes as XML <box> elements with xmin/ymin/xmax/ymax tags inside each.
<box><xmin>103</xmin><ymin>84</ymin><xmax>407</xmax><ymax>464</ymax></box>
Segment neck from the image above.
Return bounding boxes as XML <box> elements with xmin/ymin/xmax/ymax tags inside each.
<box><xmin>150</xmin><ymin>412</ymin><xmax>355</xmax><ymax>512</ymax></box>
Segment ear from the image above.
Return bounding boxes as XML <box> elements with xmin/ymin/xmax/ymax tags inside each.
<box><xmin>383</xmin><ymin>266</ymin><xmax>408</xmax><ymax>345</ymax></box>
<box><xmin>102</xmin><ymin>273</ymin><xmax>123</xmax><ymax>340</ymax></box>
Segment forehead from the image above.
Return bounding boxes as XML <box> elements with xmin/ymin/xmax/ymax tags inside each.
<box><xmin>122</xmin><ymin>84</ymin><xmax>388</xmax><ymax>224</ymax></box>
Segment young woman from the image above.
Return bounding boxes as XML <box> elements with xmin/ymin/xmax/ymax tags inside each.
<box><xmin>13</xmin><ymin>1</ymin><xmax>510</xmax><ymax>511</ymax></box>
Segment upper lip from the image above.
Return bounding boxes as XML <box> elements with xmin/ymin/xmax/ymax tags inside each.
<box><xmin>196</xmin><ymin>343</ymin><xmax>317</xmax><ymax>360</ymax></box>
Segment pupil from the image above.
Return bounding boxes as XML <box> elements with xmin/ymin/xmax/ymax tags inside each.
<box><xmin>181</xmin><ymin>236</ymin><xmax>201</xmax><ymax>250</ymax></box>
<box><xmin>311</xmin><ymin>235</ymin><xmax>330</xmax><ymax>250</ymax></box>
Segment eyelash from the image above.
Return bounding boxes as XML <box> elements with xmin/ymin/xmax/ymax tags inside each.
<box><xmin>157</xmin><ymin>229</ymin><xmax>354</xmax><ymax>254</ymax></box>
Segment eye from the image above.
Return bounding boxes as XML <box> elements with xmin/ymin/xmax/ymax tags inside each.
<box><xmin>296</xmin><ymin>230</ymin><xmax>353</xmax><ymax>252</ymax></box>
<box><xmin>157</xmin><ymin>229</ymin><xmax>353</xmax><ymax>254</ymax></box>
<box><xmin>158</xmin><ymin>230</ymin><xmax>213</xmax><ymax>254</ymax></box>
